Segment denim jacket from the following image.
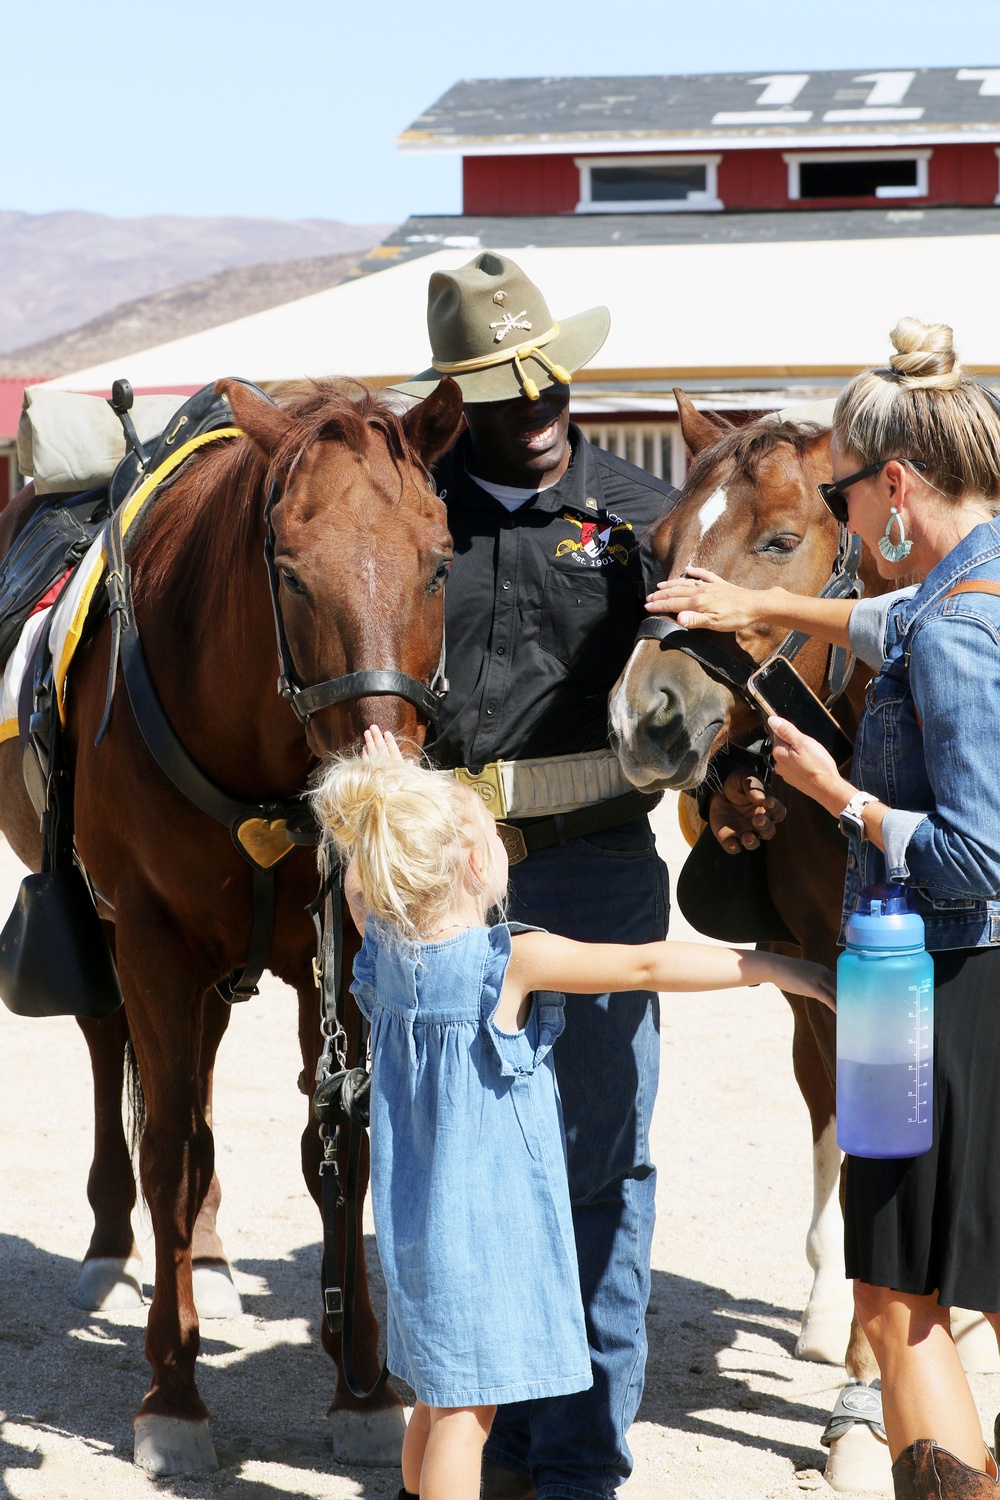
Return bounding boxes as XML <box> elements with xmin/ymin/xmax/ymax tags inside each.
<box><xmin>843</xmin><ymin>518</ymin><xmax>1000</xmax><ymax>951</ymax></box>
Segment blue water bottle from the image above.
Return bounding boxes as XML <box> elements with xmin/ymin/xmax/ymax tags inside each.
<box><xmin>836</xmin><ymin>883</ymin><xmax>934</xmax><ymax>1158</ymax></box>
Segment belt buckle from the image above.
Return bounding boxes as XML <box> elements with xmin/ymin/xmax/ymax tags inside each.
<box><xmin>454</xmin><ymin>760</ymin><xmax>508</xmax><ymax>819</ymax></box>
<box><xmin>495</xmin><ymin>822</ymin><xmax>528</xmax><ymax>865</ymax></box>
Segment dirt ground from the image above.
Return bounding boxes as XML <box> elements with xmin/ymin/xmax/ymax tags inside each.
<box><xmin>3</xmin><ymin>798</ymin><xmax>1000</xmax><ymax>1500</ymax></box>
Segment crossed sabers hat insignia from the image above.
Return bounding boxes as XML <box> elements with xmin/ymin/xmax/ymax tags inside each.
<box><xmin>490</xmin><ymin>308</ymin><xmax>533</xmax><ymax>343</ymax></box>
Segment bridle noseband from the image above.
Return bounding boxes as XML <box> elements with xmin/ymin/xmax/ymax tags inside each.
<box><xmin>262</xmin><ymin>482</ymin><xmax>448</xmax><ymax>729</ymax></box>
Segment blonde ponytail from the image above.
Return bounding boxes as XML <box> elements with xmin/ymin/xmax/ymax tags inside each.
<box><xmin>312</xmin><ymin>751</ymin><xmax>502</xmax><ymax>939</ymax></box>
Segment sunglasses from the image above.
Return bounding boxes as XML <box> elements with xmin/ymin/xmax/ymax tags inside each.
<box><xmin>817</xmin><ymin>458</ymin><xmax>927</xmax><ymax>526</ymax></box>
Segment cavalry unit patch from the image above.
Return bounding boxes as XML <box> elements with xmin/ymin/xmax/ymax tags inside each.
<box><xmin>555</xmin><ymin>510</ymin><xmax>634</xmax><ymax>568</ymax></box>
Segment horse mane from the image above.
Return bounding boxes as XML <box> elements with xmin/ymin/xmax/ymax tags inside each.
<box><xmin>131</xmin><ymin>382</ymin><xmax>424</xmax><ymax>625</ymax></box>
<box><xmin>679</xmin><ymin>418</ymin><xmax>827</xmax><ymax>504</ymax></box>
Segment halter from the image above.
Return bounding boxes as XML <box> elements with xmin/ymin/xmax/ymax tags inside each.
<box><xmin>633</xmin><ymin>525</ymin><xmax>864</xmax><ymax>718</ymax></box>
<box><xmin>263</xmin><ymin>482</ymin><xmax>448</xmax><ymax>728</ymax></box>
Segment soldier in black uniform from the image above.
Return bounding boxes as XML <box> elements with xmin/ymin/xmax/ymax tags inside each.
<box><xmin>396</xmin><ymin>252</ymin><xmax>676</xmax><ymax>1500</ymax></box>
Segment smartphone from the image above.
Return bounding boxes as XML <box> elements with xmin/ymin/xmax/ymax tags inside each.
<box><xmin>746</xmin><ymin>655</ymin><xmax>854</xmax><ymax>767</ymax></box>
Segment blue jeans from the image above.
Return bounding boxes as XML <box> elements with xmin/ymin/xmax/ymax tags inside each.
<box><xmin>484</xmin><ymin>813</ymin><xmax>668</xmax><ymax>1500</ymax></box>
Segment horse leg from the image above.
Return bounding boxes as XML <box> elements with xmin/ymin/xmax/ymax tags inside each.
<box><xmin>189</xmin><ymin>989</ymin><xmax>242</xmax><ymax>1319</ymax></box>
<box><xmin>116</xmin><ymin>905</ymin><xmax>219</xmax><ymax>1476</ymax></box>
<box><xmin>74</xmin><ymin>1001</ymin><xmax>144</xmax><ymax>1310</ymax></box>
<box><xmin>788</xmin><ymin>995</ymin><xmax>853</xmax><ymax>1365</ymax></box>
<box><xmin>296</xmin><ymin>981</ymin><xmax>406</xmax><ymax>1467</ymax></box>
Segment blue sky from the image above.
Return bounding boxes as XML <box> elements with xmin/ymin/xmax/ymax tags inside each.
<box><xmin>9</xmin><ymin>0</ymin><xmax>1000</xmax><ymax>225</ymax></box>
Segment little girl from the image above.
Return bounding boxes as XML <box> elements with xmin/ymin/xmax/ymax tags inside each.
<box><xmin>313</xmin><ymin>727</ymin><xmax>835</xmax><ymax>1500</ymax></box>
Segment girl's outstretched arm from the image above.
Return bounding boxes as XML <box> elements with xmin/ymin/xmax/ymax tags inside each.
<box><xmin>498</xmin><ymin>934</ymin><xmax>834</xmax><ymax>1029</ymax></box>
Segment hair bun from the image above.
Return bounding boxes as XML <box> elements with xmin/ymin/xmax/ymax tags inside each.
<box><xmin>888</xmin><ymin>316</ymin><xmax>962</xmax><ymax>391</ymax></box>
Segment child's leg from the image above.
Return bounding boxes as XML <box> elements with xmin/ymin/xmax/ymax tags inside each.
<box><xmin>422</xmin><ymin>1404</ymin><xmax>496</xmax><ymax>1500</ymax></box>
<box><xmin>402</xmin><ymin>1400</ymin><xmax>432</xmax><ymax>1494</ymax></box>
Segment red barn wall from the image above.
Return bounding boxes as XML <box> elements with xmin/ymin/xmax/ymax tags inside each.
<box><xmin>463</xmin><ymin>146</ymin><xmax>1000</xmax><ymax>216</ymax></box>
<box><xmin>463</xmin><ymin>156</ymin><xmax>579</xmax><ymax>214</ymax></box>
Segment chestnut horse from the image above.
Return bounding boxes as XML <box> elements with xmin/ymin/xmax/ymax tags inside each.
<box><xmin>609</xmin><ymin>394</ymin><xmax>894</xmax><ymax>1492</ymax></box>
<box><xmin>0</xmin><ymin>376</ymin><xmax>463</xmax><ymax>1475</ymax></box>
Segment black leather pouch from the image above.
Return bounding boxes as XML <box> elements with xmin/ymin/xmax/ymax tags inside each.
<box><xmin>0</xmin><ymin>866</ymin><xmax>123</xmax><ymax>1019</ymax></box>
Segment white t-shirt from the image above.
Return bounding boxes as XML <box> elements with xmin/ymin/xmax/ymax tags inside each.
<box><xmin>466</xmin><ymin>466</ymin><xmax>562</xmax><ymax>511</ymax></box>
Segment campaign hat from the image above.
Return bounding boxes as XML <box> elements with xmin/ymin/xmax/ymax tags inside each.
<box><xmin>394</xmin><ymin>251</ymin><xmax>610</xmax><ymax>404</ymax></box>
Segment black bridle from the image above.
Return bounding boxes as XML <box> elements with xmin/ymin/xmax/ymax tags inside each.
<box><xmin>263</xmin><ymin>483</ymin><xmax>448</xmax><ymax>729</ymax></box>
<box><xmin>633</xmin><ymin>525</ymin><xmax>864</xmax><ymax>715</ymax></box>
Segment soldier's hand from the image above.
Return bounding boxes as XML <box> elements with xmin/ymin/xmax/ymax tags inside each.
<box><xmin>708</xmin><ymin>770</ymin><xmax>786</xmax><ymax>855</ymax></box>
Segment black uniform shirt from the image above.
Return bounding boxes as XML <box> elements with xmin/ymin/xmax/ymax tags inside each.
<box><xmin>429</xmin><ymin>426</ymin><xmax>678</xmax><ymax>771</ymax></box>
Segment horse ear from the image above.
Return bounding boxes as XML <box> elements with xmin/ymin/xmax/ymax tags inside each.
<box><xmin>215</xmin><ymin>378</ymin><xmax>293</xmax><ymax>457</ymax></box>
<box><xmin>673</xmin><ymin>387</ymin><xmax>731</xmax><ymax>455</ymax></box>
<box><xmin>804</xmin><ymin>428</ymin><xmax>833</xmax><ymax>479</ymax></box>
<box><xmin>402</xmin><ymin>377</ymin><xmax>465</xmax><ymax>469</ymax></box>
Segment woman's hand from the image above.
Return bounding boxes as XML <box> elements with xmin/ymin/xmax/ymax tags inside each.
<box><xmin>765</xmin><ymin>954</ymin><xmax>837</xmax><ymax>1012</ymax></box>
<box><xmin>768</xmin><ymin>716</ymin><xmax>851</xmax><ymax>813</ymax></box>
<box><xmin>646</xmin><ymin>567</ymin><xmax>770</xmax><ymax>632</ymax></box>
<box><xmin>709</xmin><ymin>770</ymin><xmax>786</xmax><ymax>854</ymax></box>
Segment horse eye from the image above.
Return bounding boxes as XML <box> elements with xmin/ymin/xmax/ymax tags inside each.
<box><xmin>426</xmin><ymin>558</ymin><xmax>452</xmax><ymax>595</ymax></box>
<box><xmin>758</xmin><ymin>534</ymin><xmax>801</xmax><ymax>556</ymax></box>
<box><xmin>280</xmin><ymin>567</ymin><xmax>306</xmax><ymax>596</ymax></box>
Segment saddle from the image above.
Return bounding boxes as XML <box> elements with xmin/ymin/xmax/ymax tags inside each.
<box><xmin>0</xmin><ymin>382</ymin><xmax>238</xmax><ymax>1020</ymax></box>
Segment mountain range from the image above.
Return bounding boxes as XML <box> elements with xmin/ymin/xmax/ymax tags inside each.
<box><xmin>0</xmin><ymin>209</ymin><xmax>390</xmax><ymax>358</ymax></box>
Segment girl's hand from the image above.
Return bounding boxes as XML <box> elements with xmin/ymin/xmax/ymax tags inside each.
<box><xmin>646</xmin><ymin>567</ymin><xmax>768</xmax><ymax>632</ymax></box>
<box><xmin>766</xmin><ymin>955</ymin><xmax>837</xmax><ymax>1012</ymax></box>
<box><xmin>768</xmin><ymin>716</ymin><xmax>849</xmax><ymax>810</ymax></box>
<box><xmin>362</xmin><ymin>726</ymin><xmax>405</xmax><ymax>762</ymax></box>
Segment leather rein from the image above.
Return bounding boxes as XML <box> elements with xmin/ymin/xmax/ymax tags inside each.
<box><xmin>633</xmin><ymin>525</ymin><xmax>864</xmax><ymax>715</ymax></box>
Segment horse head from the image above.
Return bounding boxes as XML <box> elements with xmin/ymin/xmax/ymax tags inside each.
<box><xmin>220</xmin><ymin>378</ymin><xmax>464</xmax><ymax>760</ymax></box>
<box><xmin>609</xmin><ymin>391</ymin><xmax>871</xmax><ymax>791</ymax></box>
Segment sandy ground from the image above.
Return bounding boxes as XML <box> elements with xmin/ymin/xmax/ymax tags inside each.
<box><xmin>3</xmin><ymin>798</ymin><xmax>1000</xmax><ymax>1500</ymax></box>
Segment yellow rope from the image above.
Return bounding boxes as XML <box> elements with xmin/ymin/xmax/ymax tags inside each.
<box><xmin>431</xmin><ymin>322</ymin><xmax>572</xmax><ymax>400</ymax></box>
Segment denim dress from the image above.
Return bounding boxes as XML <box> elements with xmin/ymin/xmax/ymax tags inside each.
<box><xmin>351</xmin><ymin>919</ymin><xmax>594</xmax><ymax>1408</ymax></box>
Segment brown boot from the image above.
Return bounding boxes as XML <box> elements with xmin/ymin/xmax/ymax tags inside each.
<box><xmin>892</xmin><ymin>1440</ymin><xmax>999</xmax><ymax>1498</ymax></box>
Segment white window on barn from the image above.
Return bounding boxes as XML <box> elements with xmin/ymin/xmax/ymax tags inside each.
<box><xmin>576</xmin><ymin>155</ymin><xmax>723</xmax><ymax>213</ymax></box>
<box><xmin>578</xmin><ymin>423</ymin><xmax>689</xmax><ymax>490</ymax></box>
<box><xmin>784</xmin><ymin>149</ymin><xmax>931</xmax><ymax>201</ymax></box>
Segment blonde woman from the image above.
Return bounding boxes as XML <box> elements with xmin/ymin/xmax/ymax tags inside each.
<box><xmin>313</xmin><ymin>726</ymin><xmax>833</xmax><ymax>1500</ymax></box>
<box><xmin>648</xmin><ymin>320</ymin><xmax>1000</xmax><ymax>1498</ymax></box>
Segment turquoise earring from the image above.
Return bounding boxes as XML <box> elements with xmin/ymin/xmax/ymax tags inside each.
<box><xmin>878</xmin><ymin>507</ymin><xmax>912</xmax><ymax>563</ymax></box>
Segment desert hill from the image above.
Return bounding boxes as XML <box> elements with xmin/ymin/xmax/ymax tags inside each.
<box><xmin>0</xmin><ymin>251</ymin><xmax>369</xmax><ymax>377</ymax></box>
<box><xmin>0</xmin><ymin>209</ymin><xmax>389</xmax><ymax>355</ymax></box>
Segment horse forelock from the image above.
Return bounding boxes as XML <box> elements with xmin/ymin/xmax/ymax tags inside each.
<box><xmin>267</xmin><ymin>381</ymin><xmax>428</xmax><ymax>501</ymax></box>
<box><xmin>131</xmin><ymin>383</ymin><xmax>429</xmax><ymax>623</ymax></box>
<box><xmin>680</xmin><ymin>418</ymin><xmax>827</xmax><ymax>501</ymax></box>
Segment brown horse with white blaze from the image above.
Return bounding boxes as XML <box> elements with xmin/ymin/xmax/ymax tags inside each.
<box><xmin>0</xmin><ymin>376</ymin><xmax>464</xmax><ymax>1474</ymax></box>
<box><xmin>608</xmin><ymin>393</ymin><xmax>895</xmax><ymax>1492</ymax></box>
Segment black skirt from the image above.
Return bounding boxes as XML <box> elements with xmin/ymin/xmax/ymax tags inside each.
<box><xmin>845</xmin><ymin>945</ymin><xmax>1000</xmax><ymax>1310</ymax></box>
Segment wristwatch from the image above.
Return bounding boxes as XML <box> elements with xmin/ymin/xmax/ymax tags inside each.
<box><xmin>838</xmin><ymin>791</ymin><xmax>878</xmax><ymax>842</ymax></box>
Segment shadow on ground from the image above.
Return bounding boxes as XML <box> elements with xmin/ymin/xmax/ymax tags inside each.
<box><xmin>0</xmin><ymin>1233</ymin><xmax>834</xmax><ymax>1496</ymax></box>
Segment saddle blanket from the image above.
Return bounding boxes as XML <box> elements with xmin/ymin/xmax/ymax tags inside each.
<box><xmin>0</xmin><ymin>426</ymin><xmax>239</xmax><ymax>745</ymax></box>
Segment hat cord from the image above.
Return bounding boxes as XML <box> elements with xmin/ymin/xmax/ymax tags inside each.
<box><xmin>431</xmin><ymin>322</ymin><xmax>572</xmax><ymax>400</ymax></box>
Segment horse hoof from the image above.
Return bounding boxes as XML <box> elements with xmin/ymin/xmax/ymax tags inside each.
<box><xmin>952</xmin><ymin>1307</ymin><xmax>1000</xmax><ymax>1373</ymax></box>
<box><xmin>329</xmin><ymin>1405</ymin><xmax>407</xmax><ymax>1466</ymax></box>
<box><xmin>133</xmin><ymin>1415</ymin><xmax>218</xmax><ymax>1475</ymax></box>
<box><xmin>824</xmin><ymin>1424</ymin><xmax>892</xmax><ymax>1494</ymax></box>
<box><xmin>795</xmin><ymin>1308</ymin><xmax>851</xmax><ymax>1365</ymax></box>
<box><xmin>192</xmin><ymin>1261</ymin><xmax>243</xmax><ymax>1319</ymax></box>
<box><xmin>73</xmin><ymin>1255</ymin><xmax>144</xmax><ymax>1311</ymax></box>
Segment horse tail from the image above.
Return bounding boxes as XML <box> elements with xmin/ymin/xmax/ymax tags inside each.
<box><xmin>124</xmin><ymin>1036</ymin><xmax>146</xmax><ymax>1163</ymax></box>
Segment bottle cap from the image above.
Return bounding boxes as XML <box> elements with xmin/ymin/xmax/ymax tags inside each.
<box><xmin>845</xmin><ymin>882</ymin><xmax>926</xmax><ymax>952</ymax></box>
